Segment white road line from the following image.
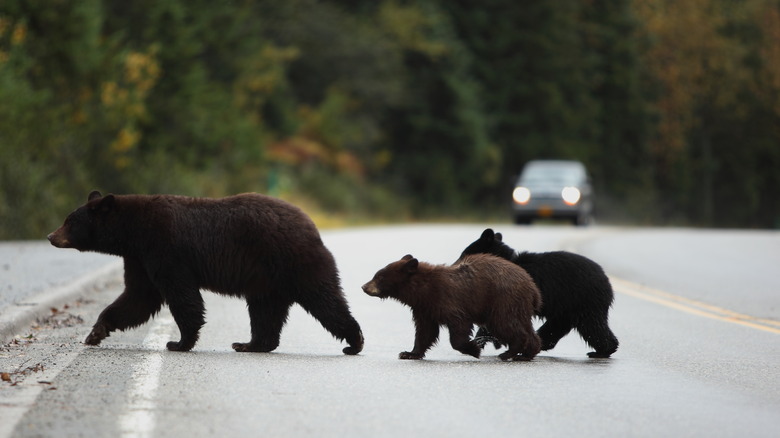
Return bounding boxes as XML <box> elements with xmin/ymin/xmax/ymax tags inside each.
<box><xmin>119</xmin><ymin>314</ymin><xmax>174</xmax><ymax>438</ymax></box>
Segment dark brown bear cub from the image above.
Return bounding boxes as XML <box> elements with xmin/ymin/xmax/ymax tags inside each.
<box><xmin>362</xmin><ymin>254</ymin><xmax>541</xmax><ymax>361</ymax></box>
<box><xmin>48</xmin><ymin>191</ymin><xmax>364</xmax><ymax>355</ymax></box>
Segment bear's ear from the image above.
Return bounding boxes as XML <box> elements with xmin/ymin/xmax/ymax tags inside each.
<box><xmin>403</xmin><ymin>257</ymin><xmax>419</xmax><ymax>273</ymax></box>
<box><xmin>480</xmin><ymin>228</ymin><xmax>494</xmax><ymax>241</ymax></box>
<box><xmin>495</xmin><ymin>232</ymin><xmax>503</xmax><ymax>242</ymax></box>
<box><xmin>90</xmin><ymin>194</ymin><xmax>115</xmax><ymax>214</ymax></box>
<box><xmin>88</xmin><ymin>191</ymin><xmax>102</xmax><ymax>202</ymax></box>
<box><xmin>401</xmin><ymin>254</ymin><xmax>414</xmax><ymax>261</ymax></box>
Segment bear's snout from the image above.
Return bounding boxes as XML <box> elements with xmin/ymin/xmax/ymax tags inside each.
<box><xmin>362</xmin><ymin>281</ymin><xmax>381</xmax><ymax>296</ymax></box>
<box><xmin>47</xmin><ymin>228</ymin><xmax>71</xmax><ymax>248</ymax></box>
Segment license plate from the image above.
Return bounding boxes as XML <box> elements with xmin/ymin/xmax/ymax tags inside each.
<box><xmin>538</xmin><ymin>206</ymin><xmax>553</xmax><ymax>217</ymax></box>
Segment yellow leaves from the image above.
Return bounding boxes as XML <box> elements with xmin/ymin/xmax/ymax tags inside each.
<box><xmin>101</xmin><ymin>81</ymin><xmax>124</xmax><ymax>107</ymax></box>
<box><xmin>11</xmin><ymin>22</ymin><xmax>26</xmax><ymax>45</ymax></box>
<box><xmin>0</xmin><ymin>17</ymin><xmax>26</xmax><ymax>45</ymax></box>
<box><xmin>634</xmin><ymin>0</ymin><xmax>747</xmax><ymax>158</ymax></box>
<box><xmin>268</xmin><ymin>136</ymin><xmax>328</xmax><ymax>166</ymax></box>
<box><xmin>378</xmin><ymin>1</ymin><xmax>448</xmax><ymax>59</ymax></box>
<box><xmin>101</xmin><ymin>48</ymin><xmax>160</xmax><ymax>123</ymax></box>
<box><xmin>0</xmin><ymin>18</ymin><xmax>25</xmax><ymax>63</ymax></box>
<box><xmin>124</xmin><ymin>50</ymin><xmax>160</xmax><ymax>95</ymax></box>
<box><xmin>98</xmin><ymin>49</ymin><xmax>159</xmax><ymax>170</ymax></box>
<box><xmin>111</xmin><ymin>126</ymin><xmax>139</xmax><ymax>154</ymax></box>
<box><xmin>109</xmin><ymin>126</ymin><xmax>140</xmax><ymax>169</ymax></box>
<box><xmin>234</xmin><ymin>44</ymin><xmax>299</xmax><ymax>112</ymax></box>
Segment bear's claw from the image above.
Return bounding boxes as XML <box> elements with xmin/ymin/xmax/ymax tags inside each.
<box><xmin>166</xmin><ymin>340</ymin><xmax>195</xmax><ymax>352</ymax></box>
<box><xmin>231</xmin><ymin>341</ymin><xmax>278</xmax><ymax>353</ymax></box>
<box><xmin>84</xmin><ymin>324</ymin><xmax>109</xmax><ymax>346</ymax></box>
<box><xmin>587</xmin><ymin>351</ymin><xmax>612</xmax><ymax>358</ymax></box>
<box><xmin>399</xmin><ymin>351</ymin><xmax>423</xmax><ymax>360</ymax></box>
<box><xmin>342</xmin><ymin>346</ymin><xmax>361</xmax><ymax>355</ymax></box>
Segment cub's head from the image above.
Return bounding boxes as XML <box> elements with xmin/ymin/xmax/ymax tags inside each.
<box><xmin>47</xmin><ymin>191</ymin><xmax>118</xmax><ymax>252</ymax></box>
<box><xmin>456</xmin><ymin>228</ymin><xmax>514</xmax><ymax>263</ymax></box>
<box><xmin>362</xmin><ymin>254</ymin><xmax>419</xmax><ymax>299</ymax></box>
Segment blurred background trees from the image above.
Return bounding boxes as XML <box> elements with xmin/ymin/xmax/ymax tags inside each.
<box><xmin>1</xmin><ymin>0</ymin><xmax>778</xmax><ymax>239</ymax></box>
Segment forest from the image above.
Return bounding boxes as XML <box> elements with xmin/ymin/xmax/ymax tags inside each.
<box><xmin>1</xmin><ymin>0</ymin><xmax>779</xmax><ymax>239</ymax></box>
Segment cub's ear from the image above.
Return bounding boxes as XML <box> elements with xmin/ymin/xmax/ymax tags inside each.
<box><xmin>403</xmin><ymin>257</ymin><xmax>419</xmax><ymax>273</ymax></box>
<box><xmin>480</xmin><ymin>228</ymin><xmax>495</xmax><ymax>241</ymax></box>
<box><xmin>495</xmin><ymin>232</ymin><xmax>503</xmax><ymax>242</ymax></box>
<box><xmin>90</xmin><ymin>193</ymin><xmax>115</xmax><ymax>214</ymax></box>
<box><xmin>88</xmin><ymin>191</ymin><xmax>102</xmax><ymax>202</ymax></box>
<box><xmin>402</xmin><ymin>254</ymin><xmax>414</xmax><ymax>261</ymax></box>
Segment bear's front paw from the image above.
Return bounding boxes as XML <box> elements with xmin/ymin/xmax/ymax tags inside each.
<box><xmin>498</xmin><ymin>351</ymin><xmax>521</xmax><ymax>361</ymax></box>
<box><xmin>166</xmin><ymin>340</ymin><xmax>193</xmax><ymax>352</ymax></box>
<box><xmin>399</xmin><ymin>351</ymin><xmax>423</xmax><ymax>360</ymax></box>
<box><xmin>84</xmin><ymin>324</ymin><xmax>109</xmax><ymax>346</ymax></box>
<box><xmin>587</xmin><ymin>351</ymin><xmax>612</xmax><ymax>358</ymax></box>
<box><xmin>342</xmin><ymin>345</ymin><xmax>361</xmax><ymax>355</ymax></box>
<box><xmin>460</xmin><ymin>343</ymin><xmax>481</xmax><ymax>359</ymax></box>
<box><xmin>231</xmin><ymin>341</ymin><xmax>278</xmax><ymax>353</ymax></box>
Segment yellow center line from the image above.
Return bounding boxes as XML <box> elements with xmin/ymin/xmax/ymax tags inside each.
<box><xmin>610</xmin><ymin>276</ymin><xmax>780</xmax><ymax>335</ymax></box>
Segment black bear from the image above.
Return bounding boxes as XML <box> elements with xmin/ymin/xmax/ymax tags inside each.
<box><xmin>458</xmin><ymin>228</ymin><xmax>618</xmax><ymax>358</ymax></box>
<box><xmin>48</xmin><ymin>191</ymin><xmax>364</xmax><ymax>355</ymax></box>
<box><xmin>362</xmin><ymin>254</ymin><xmax>541</xmax><ymax>361</ymax></box>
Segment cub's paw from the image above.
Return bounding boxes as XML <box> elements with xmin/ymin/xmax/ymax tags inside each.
<box><xmin>342</xmin><ymin>345</ymin><xmax>361</xmax><ymax>355</ymax></box>
<box><xmin>231</xmin><ymin>341</ymin><xmax>277</xmax><ymax>353</ymax></box>
<box><xmin>587</xmin><ymin>351</ymin><xmax>612</xmax><ymax>358</ymax></box>
<box><xmin>166</xmin><ymin>340</ymin><xmax>194</xmax><ymax>352</ymax></box>
<box><xmin>499</xmin><ymin>351</ymin><xmax>526</xmax><ymax>361</ymax></box>
<box><xmin>398</xmin><ymin>351</ymin><xmax>423</xmax><ymax>360</ymax></box>
<box><xmin>475</xmin><ymin>336</ymin><xmax>503</xmax><ymax>350</ymax></box>
<box><xmin>84</xmin><ymin>324</ymin><xmax>109</xmax><ymax>346</ymax></box>
<box><xmin>458</xmin><ymin>343</ymin><xmax>482</xmax><ymax>359</ymax></box>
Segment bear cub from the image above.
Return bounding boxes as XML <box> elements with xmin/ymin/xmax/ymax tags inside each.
<box><xmin>458</xmin><ymin>228</ymin><xmax>618</xmax><ymax>358</ymax></box>
<box><xmin>48</xmin><ymin>191</ymin><xmax>364</xmax><ymax>355</ymax></box>
<box><xmin>362</xmin><ymin>254</ymin><xmax>541</xmax><ymax>361</ymax></box>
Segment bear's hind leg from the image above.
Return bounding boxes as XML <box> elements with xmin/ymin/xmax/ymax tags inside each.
<box><xmin>577</xmin><ymin>314</ymin><xmax>619</xmax><ymax>358</ymax></box>
<box><xmin>295</xmin><ymin>285</ymin><xmax>364</xmax><ymax>355</ymax></box>
<box><xmin>474</xmin><ymin>326</ymin><xmax>503</xmax><ymax>350</ymax></box>
<box><xmin>448</xmin><ymin>323</ymin><xmax>481</xmax><ymax>358</ymax></box>
<box><xmin>496</xmin><ymin>321</ymin><xmax>540</xmax><ymax>361</ymax></box>
<box><xmin>233</xmin><ymin>294</ymin><xmax>292</xmax><ymax>353</ymax></box>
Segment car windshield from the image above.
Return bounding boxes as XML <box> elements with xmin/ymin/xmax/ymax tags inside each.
<box><xmin>519</xmin><ymin>163</ymin><xmax>584</xmax><ymax>186</ymax></box>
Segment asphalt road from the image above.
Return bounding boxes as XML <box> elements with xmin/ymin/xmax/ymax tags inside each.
<box><xmin>1</xmin><ymin>225</ymin><xmax>779</xmax><ymax>437</ymax></box>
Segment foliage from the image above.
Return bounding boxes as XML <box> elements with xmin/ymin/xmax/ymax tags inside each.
<box><xmin>1</xmin><ymin>0</ymin><xmax>778</xmax><ymax>239</ymax></box>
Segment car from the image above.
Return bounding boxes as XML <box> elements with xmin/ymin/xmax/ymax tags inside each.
<box><xmin>511</xmin><ymin>160</ymin><xmax>593</xmax><ymax>226</ymax></box>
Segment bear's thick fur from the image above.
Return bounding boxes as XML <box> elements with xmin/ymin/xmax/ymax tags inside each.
<box><xmin>362</xmin><ymin>254</ymin><xmax>541</xmax><ymax>361</ymax></box>
<box><xmin>458</xmin><ymin>228</ymin><xmax>618</xmax><ymax>358</ymax></box>
<box><xmin>48</xmin><ymin>191</ymin><xmax>364</xmax><ymax>355</ymax></box>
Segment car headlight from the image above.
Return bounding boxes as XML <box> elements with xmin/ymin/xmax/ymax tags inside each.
<box><xmin>513</xmin><ymin>187</ymin><xmax>531</xmax><ymax>204</ymax></box>
<box><xmin>561</xmin><ymin>187</ymin><xmax>581</xmax><ymax>205</ymax></box>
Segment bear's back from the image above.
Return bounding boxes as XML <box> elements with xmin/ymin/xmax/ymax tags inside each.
<box><xmin>153</xmin><ymin>193</ymin><xmax>322</xmax><ymax>246</ymax></box>
<box><xmin>515</xmin><ymin>250</ymin><xmax>612</xmax><ymax>317</ymax></box>
<box><xmin>441</xmin><ymin>254</ymin><xmax>540</xmax><ymax>321</ymax></box>
<box><xmin>127</xmin><ymin>193</ymin><xmax>332</xmax><ymax>293</ymax></box>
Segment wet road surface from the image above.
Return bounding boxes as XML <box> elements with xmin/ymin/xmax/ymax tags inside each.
<box><xmin>1</xmin><ymin>225</ymin><xmax>779</xmax><ymax>437</ymax></box>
